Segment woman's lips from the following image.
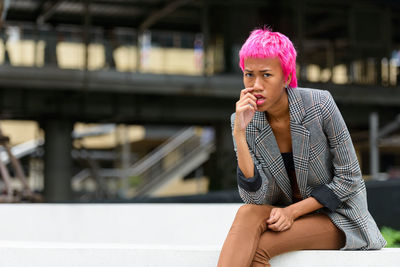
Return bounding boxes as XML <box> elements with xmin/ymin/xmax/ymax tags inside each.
<box><xmin>254</xmin><ymin>94</ymin><xmax>265</xmax><ymax>106</ymax></box>
<box><xmin>256</xmin><ymin>99</ymin><xmax>265</xmax><ymax>105</ymax></box>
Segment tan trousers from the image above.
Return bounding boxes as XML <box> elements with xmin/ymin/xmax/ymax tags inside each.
<box><xmin>217</xmin><ymin>204</ymin><xmax>345</xmax><ymax>267</ymax></box>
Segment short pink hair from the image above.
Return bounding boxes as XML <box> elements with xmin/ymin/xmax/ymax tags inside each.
<box><xmin>239</xmin><ymin>28</ymin><xmax>298</xmax><ymax>88</ymax></box>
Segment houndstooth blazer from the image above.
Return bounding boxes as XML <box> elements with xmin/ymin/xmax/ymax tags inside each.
<box><xmin>230</xmin><ymin>87</ymin><xmax>386</xmax><ymax>250</ymax></box>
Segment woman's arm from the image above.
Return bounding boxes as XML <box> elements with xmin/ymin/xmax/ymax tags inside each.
<box><xmin>231</xmin><ymin>113</ymin><xmax>269</xmax><ymax>204</ymax></box>
<box><xmin>231</xmin><ymin>87</ymin><xmax>258</xmax><ymax>178</ymax></box>
<box><xmin>233</xmin><ymin>130</ymin><xmax>255</xmax><ymax>178</ymax></box>
<box><xmin>231</xmin><ymin>113</ymin><xmax>262</xmax><ymax>190</ymax></box>
<box><xmin>309</xmin><ymin>90</ymin><xmax>363</xmax><ymax>211</ymax></box>
<box><xmin>287</xmin><ymin>197</ymin><xmax>323</xmax><ymax>219</ymax></box>
<box><xmin>266</xmin><ymin>197</ymin><xmax>323</xmax><ymax>232</ymax></box>
<box><xmin>231</xmin><ymin>86</ymin><xmax>266</xmax><ymax>195</ymax></box>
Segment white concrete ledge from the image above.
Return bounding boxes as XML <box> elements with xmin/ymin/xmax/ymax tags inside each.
<box><xmin>0</xmin><ymin>242</ymin><xmax>397</xmax><ymax>267</ymax></box>
<box><xmin>0</xmin><ymin>204</ymin><xmax>398</xmax><ymax>267</ymax></box>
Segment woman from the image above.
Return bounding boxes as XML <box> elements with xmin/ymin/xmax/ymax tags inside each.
<box><xmin>217</xmin><ymin>28</ymin><xmax>386</xmax><ymax>267</ymax></box>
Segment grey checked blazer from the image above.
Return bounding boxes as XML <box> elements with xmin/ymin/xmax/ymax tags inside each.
<box><xmin>231</xmin><ymin>87</ymin><xmax>386</xmax><ymax>250</ymax></box>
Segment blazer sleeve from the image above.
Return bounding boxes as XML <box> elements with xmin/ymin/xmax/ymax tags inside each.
<box><xmin>311</xmin><ymin>91</ymin><xmax>363</xmax><ymax>211</ymax></box>
<box><xmin>230</xmin><ymin>113</ymin><xmax>270</xmax><ymax>204</ymax></box>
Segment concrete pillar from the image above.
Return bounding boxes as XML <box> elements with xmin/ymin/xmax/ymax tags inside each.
<box><xmin>201</xmin><ymin>2</ymin><xmax>210</xmax><ymax>76</ymax></box>
<box><xmin>369</xmin><ymin>112</ymin><xmax>379</xmax><ymax>180</ymax></box>
<box><xmin>296</xmin><ymin>0</ymin><xmax>307</xmax><ymax>82</ymax></box>
<box><xmin>208</xmin><ymin>122</ymin><xmax>236</xmax><ymax>191</ymax></box>
<box><xmin>222</xmin><ymin>7</ymin><xmax>233</xmax><ymax>74</ymax></box>
<box><xmin>43</xmin><ymin>119</ymin><xmax>74</xmax><ymax>202</ymax></box>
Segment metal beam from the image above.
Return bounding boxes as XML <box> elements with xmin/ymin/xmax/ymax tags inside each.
<box><xmin>36</xmin><ymin>0</ymin><xmax>64</xmax><ymax>25</ymax></box>
<box><xmin>369</xmin><ymin>113</ymin><xmax>400</xmax><ymax>180</ymax></box>
<box><xmin>306</xmin><ymin>17</ymin><xmax>345</xmax><ymax>37</ymax></box>
<box><xmin>378</xmin><ymin>114</ymin><xmax>400</xmax><ymax>138</ymax></box>
<box><xmin>138</xmin><ymin>0</ymin><xmax>194</xmax><ymax>32</ymax></box>
<box><xmin>0</xmin><ymin>0</ymin><xmax>10</xmax><ymax>23</ymax></box>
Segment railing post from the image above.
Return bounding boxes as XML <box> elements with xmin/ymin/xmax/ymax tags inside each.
<box><xmin>369</xmin><ymin>112</ymin><xmax>379</xmax><ymax>180</ymax></box>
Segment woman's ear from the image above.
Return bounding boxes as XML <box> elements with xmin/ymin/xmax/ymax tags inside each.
<box><xmin>286</xmin><ymin>74</ymin><xmax>292</xmax><ymax>87</ymax></box>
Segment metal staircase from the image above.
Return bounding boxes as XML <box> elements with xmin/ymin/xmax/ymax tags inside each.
<box><xmin>124</xmin><ymin>126</ymin><xmax>215</xmax><ymax>198</ymax></box>
<box><xmin>0</xmin><ymin>123</ymin><xmax>215</xmax><ymax>200</ymax></box>
<box><xmin>72</xmin><ymin>126</ymin><xmax>215</xmax><ymax>199</ymax></box>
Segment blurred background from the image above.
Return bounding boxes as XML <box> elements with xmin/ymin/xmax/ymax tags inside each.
<box><xmin>0</xmin><ymin>0</ymin><xmax>399</xmax><ymax>226</ymax></box>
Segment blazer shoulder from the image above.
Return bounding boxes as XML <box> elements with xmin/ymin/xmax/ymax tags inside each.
<box><xmin>295</xmin><ymin>87</ymin><xmax>332</xmax><ymax>109</ymax></box>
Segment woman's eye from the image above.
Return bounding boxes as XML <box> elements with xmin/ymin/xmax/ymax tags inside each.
<box><xmin>264</xmin><ymin>73</ymin><xmax>271</xmax><ymax>77</ymax></box>
<box><xmin>244</xmin><ymin>73</ymin><xmax>253</xmax><ymax>77</ymax></box>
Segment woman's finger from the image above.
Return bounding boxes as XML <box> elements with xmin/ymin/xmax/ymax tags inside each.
<box><xmin>237</xmin><ymin>93</ymin><xmax>256</xmax><ymax>104</ymax></box>
<box><xmin>270</xmin><ymin>219</ymin><xmax>287</xmax><ymax>232</ymax></box>
<box><xmin>267</xmin><ymin>209</ymin><xmax>285</xmax><ymax>231</ymax></box>
<box><xmin>237</xmin><ymin>97</ymin><xmax>257</xmax><ymax>110</ymax></box>
<box><xmin>240</xmin><ymin>87</ymin><xmax>254</xmax><ymax>98</ymax></box>
<box><xmin>285</xmin><ymin>223</ymin><xmax>293</xmax><ymax>231</ymax></box>
<box><xmin>245</xmin><ymin>95</ymin><xmax>257</xmax><ymax>104</ymax></box>
<box><xmin>238</xmin><ymin>91</ymin><xmax>257</xmax><ymax>104</ymax></box>
<box><xmin>273</xmin><ymin>216</ymin><xmax>286</xmax><ymax>230</ymax></box>
<box><xmin>281</xmin><ymin>224</ymin><xmax>289</xmax><ymax>231</ymax></box>
<box><xmin>236</xmin><ymin>104</ymin><xmax>255</xmax><ymax>114</ymax></box>
<box><xmin>266</xmin><ymin>209</ymin><xmax>279</xmax><ymax>224</ymax></box>
<box><xmin>244</xmin><ymin>91</ymin><xmax>257</xmax><ymax>101</ymax></box>
<box><xmin>238</xmin><ymin>97</ymin><xmax>257</xmax><ymax>110</ymax></box>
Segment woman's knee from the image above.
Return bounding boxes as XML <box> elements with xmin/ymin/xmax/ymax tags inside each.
<box><xmin>252</xmin><ymin>246</ymin><xmax>272</xmax><ymax>266</ymax></box>
<box><xmin>237</xmin><ymin>203</ymin><xmax>272</xmax><ymax>216</ymax></box>
<box><xmin>237</xmin><ymin>204</ymin><xmax>258</xmax><ymax>217</ymax></box>
<box><xmin>234</xmin><ymin>204</ymin><xmax>273</xmax><ymax>225</ymax></box>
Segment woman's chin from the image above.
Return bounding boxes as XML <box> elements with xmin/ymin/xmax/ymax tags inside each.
<box><xmin>256</xmin><ymin>105</ymin><xmax>268</xmax><ymax>112</ymax></box>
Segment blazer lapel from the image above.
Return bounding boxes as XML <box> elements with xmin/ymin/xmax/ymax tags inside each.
<box><xmin>250</xmin><ymin>89</ymin><xmax>311</xmax><ymax>203</ymax></box>
<box><xmin>253</xmin><ymin>111</ymin><xmax>292</xmax><ymax>203</ymax></box>
<box><xmin>288</xmin><ymin>89</ymin><xmax>310</xmax><ymax>199</ymax></box>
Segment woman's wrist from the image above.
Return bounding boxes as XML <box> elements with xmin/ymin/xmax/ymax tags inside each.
<box><xmin>286</xmin><ymin>197</ymin><xmax>324</xmax><ymax>220</ymax></box>
<box><xmin>233</xmin><ymin>129</ymin><xmax>246</xmax><ymax>139</ymax></box>
<box><xmin>285</xmin><ymin>205</ymin><xmax>299</xmax><ymax>220</ymax></box>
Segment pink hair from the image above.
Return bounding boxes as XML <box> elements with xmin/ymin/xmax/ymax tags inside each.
<box><xmin>239</xmin><ymin>28</ymin><xmax>298</xmax><ymax>88</ymax></box>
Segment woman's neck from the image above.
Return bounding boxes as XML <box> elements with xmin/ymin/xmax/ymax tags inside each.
<box><xmin>266</xmin><ymin>93</ymin><xmax>290</xmax><ymax>123</ymax></box>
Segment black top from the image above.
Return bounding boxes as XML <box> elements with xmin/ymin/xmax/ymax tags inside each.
<box><xmin>281</xmin><ymin>152</ymin><xmax>302</xmax><ymax>203</ymax></box>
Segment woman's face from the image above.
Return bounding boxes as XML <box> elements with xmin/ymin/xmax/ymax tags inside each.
<box><xmin>243</xmin><ymin>57</ymin><xmax>290</xmax><ymax>113</ymax></box>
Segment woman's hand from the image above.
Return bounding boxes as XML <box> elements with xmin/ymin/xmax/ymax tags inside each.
<box><xmin>266</xmin><ymin>207</ymin><xmax>295</xmax><ymax>232</ymax></box>
<box><xmin>233</xmin><ymin>87</ymin><xmax>257</xmax><ymax>135</ymax></box>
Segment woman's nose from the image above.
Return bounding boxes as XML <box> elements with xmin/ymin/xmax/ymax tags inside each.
<box><xmin>253</xmin><ymin>77</ymin><xmax>263</xmax><ymax>90</ymax></box>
